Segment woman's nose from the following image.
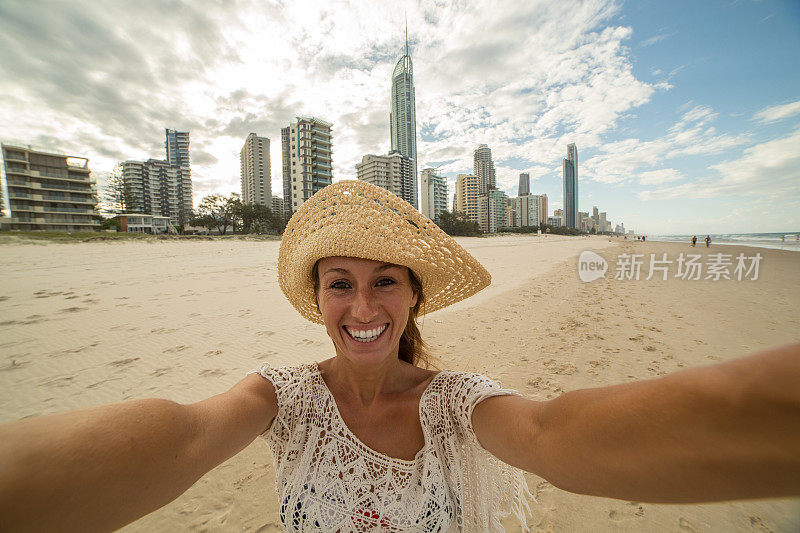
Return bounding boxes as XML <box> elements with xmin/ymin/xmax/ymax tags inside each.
<box><xmin>351</xmin><ymin>287</ymin><xmax>378</xmax><ymax>321</ymax></box>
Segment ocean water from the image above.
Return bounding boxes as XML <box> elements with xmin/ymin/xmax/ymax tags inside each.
<box><xmin>648</xmin><ymin>232</ymin><xmax>800</xmax><ymax>252</ymax></box>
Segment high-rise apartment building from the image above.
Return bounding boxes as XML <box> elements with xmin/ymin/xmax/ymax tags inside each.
<box><xmin>240</xmin><ymin>133</ymin><xmax>271</xmax><ymax>206</ymax></box>
<box><xmin>473</xmin><ymin>144</ymin><xmax>496</xmax><ymax>193</ymax></box>
<box><xmin>356</xmin><ymin>151</ymin><xmax>414</xmax><ymax>205</ymax></box>
<box><xmin>538</xmin><ymin>193</ymin><xmax>548</xmax><ymax>226</ymax></box>
<box><xmin>164</xmin><ymin>129</ymin><xmax>192</xmax><ymax>220</ymax></box>
<box><xmin>419</xmin><ymin>168</ymin><xmax>448</xmax><ymax>222</ymax></box>
<box><xmin>478</xmin><ymin>189</ymin><xmax>507</xmax><ymax>233</ymax></box>
<box><xmin>0</xmin><ymin>143</ymin><xmax>100</xmax><ymax>231</ymax></box>
<box><xmin>515</xmin><ymin>194</ymin><xmax>540</xmax><ymax>227</ymax></box>
<box><xmin>518</xmin><ymin>172</ymin><xmax>530</xmax><ymax>196</ymax></box>
<box><xmin>120</xmin><ymin>129</ymin><xmax>193</xmax><ymax>225</ymax></box>
<box><xmin>390</xmin><ymin>32</ymin><xmax>418</xmax><ymax>209</ymax></box>
<box><xmin>562</xmin><ymin>143</ymin><xmax>578</xmax><ymax>229</ymax></box>
<box><xmin>454</xmin><ymin>174</ymin><xmax>479</xmax><ymax>223</ymax></box>
<box><xmin>282</xmin><ymin>116</ymin><xmax>333</xmax><ymax>214</ymax></box>
<box><xmin>271</xmin><ymin>196</ymin><xmax>284</xmax><ymax>221</ymax></box>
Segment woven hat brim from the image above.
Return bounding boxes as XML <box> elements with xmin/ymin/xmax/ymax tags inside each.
<box><xmin>278</xmin><ymin>180</ymin><xmax>491</xmax><ymax>324</ymax></box>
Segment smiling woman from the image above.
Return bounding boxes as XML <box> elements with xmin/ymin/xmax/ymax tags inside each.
<box><xmin>0</xmin><ymin>181</ymin><xmax>799</xmax><ymax>532</ymax></box>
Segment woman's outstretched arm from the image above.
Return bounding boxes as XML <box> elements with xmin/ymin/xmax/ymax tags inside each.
<box><xmin>0</xmin><ymin>373</ymin><xmax>276</xmax><ymax>532</ymax></box>
<box><xmin>472</xmin><ymin>342</ymin><xmax>800</xmax><ymax>503</ymax></box>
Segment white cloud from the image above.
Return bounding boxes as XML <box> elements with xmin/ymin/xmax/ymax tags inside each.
<box><xmin>2</xmin><ymin>0</ymin><xmax>666</xmax><ymax>203</ymax></box>
<box><xmin>753</xmin><ymin>99</ymin><xmax>800</xmax><ymax>124</ymax></box>
<box><xmin>637</xmin><ymin>128</ymin><xmax>800</xmax><ymax>200</ymax></box>
<box><xmin>581</xmin><ymin>102</ymin><xmax>749</xmax><ymax>186</ymax></box>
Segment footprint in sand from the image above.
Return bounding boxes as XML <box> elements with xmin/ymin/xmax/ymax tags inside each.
<box><xmin>151</xmin><ymin>367</ymin><xmax>171</xmax><ymax>377</ymax></box>
<box><xmin>749</xmin><ymin>516</ymin><xmax>773</xmax><ymax>532</ymax></box>
<box><xmin>109</xmin><ymin>358</ymin><xmax>140</xmax><ymax>367</ymax></box>
<box><xmin>0</xmin><ymin>296</ymin><xmax>9</xmax><ymax>302</ymax></box>
<box><xmin>163</xmin><ymin>345</ymin><xmax>190</xmax><ymax>354</ymax></box>
<box><xmin>678</xmin><ymin>517</ymin><xmax>697</xmax><ymax>532</ymax></box>
<box><xmin>58</xmin><ymin>307</ymin><xmax>87</xmax><ymax>313</ymax></box>
<box><xmin>542</xmin><ymin>359</ymin><xmax>578</xmax><ymax>375</ymax></box>
<box><xmin>150</xmin><ymin>327</ymin><xmax>178</xmax><ymax>334</ymax></box>
<box><xmin>257</xmin><ymin>330</ymin><xmax>275</xmax><ymax>337</ymax></box>
<box><xmin>199</xmin><ymin>369</ymin><xmax>227</xmax><ymax>377</ymax></box>
<box><xmin>204</xmin><ymin>349</ymin><xmax>223</xmax><ymax>357</ymax></box>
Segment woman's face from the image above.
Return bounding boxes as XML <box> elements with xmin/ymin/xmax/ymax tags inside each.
<box><xmin>316</xmin><ymin>256</ymin><xmax>418</xmax><ymax>367</ymax></box>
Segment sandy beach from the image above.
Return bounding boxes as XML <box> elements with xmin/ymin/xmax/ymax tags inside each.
<box><xmin>0</xmin><ymin>235</ymin><xmax>798</xmax><ymax>532</ymax></box>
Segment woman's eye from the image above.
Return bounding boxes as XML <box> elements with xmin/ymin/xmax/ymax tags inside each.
<box><xmin>376</xmin><ymin>278</ymin><xmax>395</xmax><ymax>287</ymax></box>
<box><xmin>330</xmin><ymin>280</ymin><xmax>350</xmax><ymax>290</ymax></box>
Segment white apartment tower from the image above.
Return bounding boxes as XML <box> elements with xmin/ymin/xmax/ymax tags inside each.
<box><xmin>282</xmin><ymin>116</ymin><xmax>333</xmax><ymax>214</ymax></box>
<box><xmin>390</xmin><ymin>29</ymin><xmax>418</xmax><ymax>208</ymax></box>
<box><xmin>420</xmin><ymin>168</ymin><xmax>448</xmax><ymax>222</ymax></box>
<box><xmin>356</xmin><ymin>152</ymin><xmax>414</xmax><ymax>205</ymax></box>
<box><xmin>515</xmin><ymin>194</ymin><xmax>540</xmax><ymax>227</ymax></box>
<box><xmin>454</xmin><ymin>173</ymin><xmax>479</xmax><ymax>223</ymax></box>
<box><xmin>120</xmin><ymin>129</ymin><xmax>193</xmax><ymax>225</ymax></box>
<box><xmin>164</xmin><ymin>129</ymin><xmax>192</xmax><ymax>222</ymax></box>
<box><xmin>240</xmin><ymin>133</ymin><xmax>271</xmax><ymax>206</ymax></box>
<box><xmin>473</xmin><ymin>144</ymin><xmax>496</xmax><ymax>193</ymax></box>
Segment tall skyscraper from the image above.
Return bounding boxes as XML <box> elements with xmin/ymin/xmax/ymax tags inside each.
<box><xmin>0</xmin><ymin>142</ymin><xmax>99</xmax><ymax>231</ymax></box>
<box><xmin>355</xmin><ymin>151</ymin><xmax>413</xmax><ymax>204</ymax></box>
<box><xmin>473</xmin><ymin>144</ymin><xmax>496</xmax><ymax>193</ymax></box>
<box><xmin>390</xmin><ymin>27</ymin><xmax>418</xmax><ymax>209</ymax></box>
<box><xmin>282</xmin><ymin>116</ymin><xmax>333</xmax><ymax>214</ymax></box>
<box><xmin>164</xmin><ymin>129</ymin><xmax>192</xmax><ymax>222</ymax></box>
<box><xmin>562</xmin><ymin>143</ymin><xmax>578</xmax><ymax>229</ymax></box>
<box><xmin>240</xmin><ymin>133</ymin><xmax>271</xmax><ymax>206</ymax></box>
<box><xmin>419</xmin><ymin>168</ymin><xmax>448</xmax><ymax>222</ymax></box>
<box><xmin>120</xmin><ymin>129</ymin><xmax>193</xmax><ymax>225</ymax></box>
<box><xmin>518</xmin><ymin>172</ymin><xmax>530</xmax><ymax>196</ymax></box>
<box><xmin>454</xmin><ymin>173</ymin><xmax>479</xmax><ymax>222</ymax></box>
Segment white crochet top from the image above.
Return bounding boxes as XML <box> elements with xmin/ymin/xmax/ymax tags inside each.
<box><xmin>252</xmin><ymin>363</ymin><xmax>533</xmax><ymax>532</ymax></box>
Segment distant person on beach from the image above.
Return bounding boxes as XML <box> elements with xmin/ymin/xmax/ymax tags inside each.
<box><xmin>642</xmin><ymin>235</ymin><xmax>646</xmax><ymax>242</ymax></box>
<box><xmin>705</xmin><ymin>235</ymin><xmax>712</xmax><ymax>247</ymax></box>
<box><xmin>1</xmin><ymin>180</ymin><xmax>799</xmax><ymax>532</ymax></box>
<box><xmin>692</xmin><ymin>236</ymin><xmax>697</xmax><ymax>247</ymax></box>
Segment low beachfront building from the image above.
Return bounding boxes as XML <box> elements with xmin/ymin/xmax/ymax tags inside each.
<box><xmin>114</xmin><ymin>213</ymin><xmax>174</xmax><ymax>234</ymax></box>
<box><xmin>0</xmin><ymin>142</ymin><xmax>100</xmax><ymax>232</ymax></box>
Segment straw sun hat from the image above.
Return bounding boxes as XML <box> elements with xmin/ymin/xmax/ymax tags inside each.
<box><xmin>278</xmin><ymin>180</ymin><xmax>491</xmax><ymax>324</ymax></box>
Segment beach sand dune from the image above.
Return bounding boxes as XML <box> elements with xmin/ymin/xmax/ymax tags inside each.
<box><xmin>0</xmin><ymin>236</ymin><xmax>798</xmax><ymax>531</ymax></box>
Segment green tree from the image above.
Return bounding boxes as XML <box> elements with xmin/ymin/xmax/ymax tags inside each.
<box><xmin>436</xmin><ymin>210</ymin><xmax>482</xmax><ymax>236</ymax></box>
<box><xmin>193</xmin><ymin>193</ymin><xmax>240</xmax><ymax>235</ymax></box>
<box><xmin>101</xmin><ymin>164</ymin><xmax>138</xmax><ymax>215</ymax></box>
<box><xmin>234</xmin><ymin>201</ymin><xmax>285</xmax><ymax>234</ymax></box>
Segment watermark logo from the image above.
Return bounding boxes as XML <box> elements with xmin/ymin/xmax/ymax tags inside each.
<box><xmin>578</xmin><ymin>250</ymin><xmax>608</xmax><ymax>282</ymax></box>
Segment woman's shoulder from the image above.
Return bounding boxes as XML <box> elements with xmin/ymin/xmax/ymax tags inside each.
<box><xmin>250</xmin><ymin>362</ymin><xmax>319</xmax><ymax>386</ymax></box>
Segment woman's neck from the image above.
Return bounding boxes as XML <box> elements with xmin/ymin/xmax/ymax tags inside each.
<box><xmin>320</xmin><ymin>356</ymin><xmax>409</xmax><ymax>407</ymax></box>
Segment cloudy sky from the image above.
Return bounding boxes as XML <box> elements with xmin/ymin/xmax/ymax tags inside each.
<box><xmin>1</xmin><ymin>0</ymin><xmax>799</xmax><ymax>234</ymax></box>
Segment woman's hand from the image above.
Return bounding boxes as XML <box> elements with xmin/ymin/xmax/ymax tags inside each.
<box><xmin>0</xmin><ymin>373</ymin><xmax>276</xmax><ymax>532</ymax></box>
<box><xmin>472</xmin><ymin>342</ymin><xmax>800</xmax><ymax>503</ymax></box>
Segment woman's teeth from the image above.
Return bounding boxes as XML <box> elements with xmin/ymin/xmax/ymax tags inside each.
<box><xmin>345</xmin><ymin>324</ymin><xmax>387</xmax><ymax>342</ymax></box>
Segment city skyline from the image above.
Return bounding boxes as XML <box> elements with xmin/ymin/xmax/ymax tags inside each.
<box><xmin>1</xmin><ymin>1</ymin><xmax>798</xmax><ymax>234</ymax></box>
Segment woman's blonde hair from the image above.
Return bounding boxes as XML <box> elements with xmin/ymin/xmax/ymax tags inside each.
<box><xmin>313</xmin><ymin>262</ymin><xmax>431</xmax><ymax>368</ymax></box>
